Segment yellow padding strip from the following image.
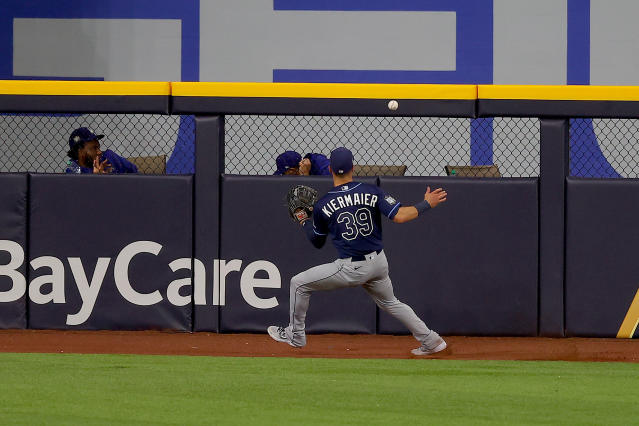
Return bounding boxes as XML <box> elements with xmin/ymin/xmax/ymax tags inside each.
<box><xmin>0</xmin><ymin>81</ymin><xmax>170</xmax><ymax>96</ymax></box>
<box><xmin>171</xmin><ymin>82</ymin><xmax>477</xmax><ymax>100</ymax></box>
<box><xmin>9</xmin><ymin>81</ymin><xmax>639</xmax><ymax>102</ymax></box>
<box><xmin>479</xmin><ymin>85</ymin><xmax>639</xmax><ymax>102</ymax></box>
<box><xmin>617</xmin><ymin>288</ymin><xmax>639</xmax><ymax>338</ymax></box>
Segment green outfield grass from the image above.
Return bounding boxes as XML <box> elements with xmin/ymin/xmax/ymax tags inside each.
<box><xmin>1</xmin><ymin>353</ymin><xmax>638</xmax><ymax>425</ymax></box>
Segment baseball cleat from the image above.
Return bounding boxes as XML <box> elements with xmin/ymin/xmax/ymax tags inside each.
<box><xmin>411</xmin><ymin>337</ymin><xmax>448</xmax><ymax>356</ymax></box>
<box><xmin>267</xmin><ymin>326</ymin><xmax>298</xmax><ymax>347</ymax></box>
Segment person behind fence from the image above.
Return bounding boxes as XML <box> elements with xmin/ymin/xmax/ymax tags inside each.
<box><xmin>65</xmin><ymin>127</ymin><xmax>138</xmax><ymax>174</ymax></box>
<box><xmin>273</xmin><ymin>150</ymin><xmax>330</xmax><ymax>176</ymax></box>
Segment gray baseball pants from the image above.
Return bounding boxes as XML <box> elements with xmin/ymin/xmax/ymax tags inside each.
<box><xmin>284</xmin><ymin>250</ymin><xmax>437</xmax><ymax>347</ymax></box>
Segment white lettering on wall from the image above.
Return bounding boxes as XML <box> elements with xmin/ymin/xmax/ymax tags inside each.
<box><xmin>29</xmin><ymin>256</ymin><xmax>65</xmax><ymax>304</ymax></box>
<box><xmin>0</xmin><ymin>240</ymin><xmax>26</xmax><ymax>303</ymax></box>
<box><xmin>114</xmin><ymin>241</ymin><xmax>163</xmax><ymax>306</ymax></box>
<box><xmin>240</xmin><ymin>260</ymin><xmax>281</xmax><ymax>309</ymax></box>
<box><xmin>67</xmin><ymin>257</ymin><xmax>110</xmax><ymax>326</ymax></box>
<box><xmin>0</xmin><ymin>240</ymin><xmax>284</xmax><ymax>326</ymax></box>
<box><xmin>217</xmin><ymin>259</ymin><xmax>242</xmax><ymax>306</ymax></box>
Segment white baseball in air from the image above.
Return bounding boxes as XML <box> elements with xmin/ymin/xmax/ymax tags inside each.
<box><xmin>388</xmin><ymin>100</ymin><xmax>399</xmax><ymax>111</ymax></box>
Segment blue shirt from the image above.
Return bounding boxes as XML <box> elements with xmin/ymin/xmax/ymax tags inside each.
<box><xmin>65</xmin><ymin>149</ymin><xmax>138</xmax><ymax>174</ymax></box>
<box><xmin>304</xmin><ymin>182</ymin><xmax>401</xmax><ymax>258</ymax></box>
<box><xmin>304</xmin><ymin>153</ymin><xmax>331</xmax><ymax>176</ymax></box>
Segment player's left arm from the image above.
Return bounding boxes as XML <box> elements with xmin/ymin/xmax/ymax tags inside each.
<box><xmin>392</xmin><ymin>186</ymin><xmax>447</xmax><ymax>224</ymax></box>
<box><xmin>300</xmin><ymin>207</ymin><xmax>327</xmax><ymax>249</ymax></box>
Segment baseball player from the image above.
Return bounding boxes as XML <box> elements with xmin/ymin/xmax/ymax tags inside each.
<box><xmin>65</xmin><ymin>127</ymin><xmax>138</xmax><ymax>174</ymax></box>
<box><xmin>273</xmin><ymin>150</ymin><xmax>331</xmax><ymax>176</ymax></box>
<box><xmin>268</xmin><ymin>147</ymin><xmax>448</xmax><ymax>356</ymax></box>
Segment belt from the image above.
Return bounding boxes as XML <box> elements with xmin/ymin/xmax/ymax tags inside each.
<box><xmin>348</xmin><ymin>249</ymin><xmax>382</xmax><ymax>262</ymax></box>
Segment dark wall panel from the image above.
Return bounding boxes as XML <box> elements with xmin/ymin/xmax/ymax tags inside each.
<box><xmin>378</xmin><ymin>177</ymin><xmax>538</xmax><ymax>336</ymax></box>
<box><xmin>566</xmin><ymin>178</ymin><xmax>639</xmax><ymax>337</ymax></box>
<box><xmin>0</xmin><ymin>174</ymin><xmax>27</xmax><ymax>329</ymax></box>
<box><xmin>172</xmin><ymin>97</ymin><xmax>476</xmax><ymax>117</ymax></box>
<box><xmin>219</xmin><ymin>175</ymin><xmax>377</xmax><ymax>334</ymax></box>
<box><xmin>0</xmin><ymin>95</ymin><xmax>169</xmax><ymax>114</ymax></box>
<box><xmin>29</xmin><ymin>174</ymin><xmax>193</xmax><ymax>330</ymax></box>
<box><xmin>478</xmin><ymin>99</ymin><xmax>639</xmax><ymax>118</ymax></box>
<box><xmin>192</xmin><ymin>116</ymin><xmax>223</xmax><ymax>332</ymax></box>
<box><xmin>538</xmin><ymin>119</ymin><xmax>569</xmax><ymax>336</ymax></box>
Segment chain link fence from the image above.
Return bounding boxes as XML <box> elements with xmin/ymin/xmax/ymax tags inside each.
<box><xmin>0</xmin><ymin>113</ymin><xmax>542</xmax><ymax>177</ymax></box>
<box><xmin>0</xmin><ymin>113</ymin><xmax>195</xmax><ymax>174</ymax></box>
<box><xmin>570</xmin><ymin>118</ymin><xmax>639</xmax><ymax>178</ymax></box>
<box><xmin>3</xmin><ymin>114</ymin><xmax>638</xmax><ymax>179</ymax></box>
<box><xmin>225</xmin><ymin>115</ymin><xmax>540</xmax><ymax>177</ymax></box>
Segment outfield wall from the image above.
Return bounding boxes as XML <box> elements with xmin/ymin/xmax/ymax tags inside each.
<box><xmin>0</xmin><ymin>174</ymin><xmax>538</xmax><ymax>336</ymax></box>
<box><xmin>0</xmin><ymin>81</ymin><xmax>638</xmax><ymax>338</ymax></box>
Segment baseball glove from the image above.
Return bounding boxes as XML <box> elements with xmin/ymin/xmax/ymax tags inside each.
<box><xmin>286</xmin><ymin>185</ymin><xmax>318</xmax><ymax>224</ymax></box>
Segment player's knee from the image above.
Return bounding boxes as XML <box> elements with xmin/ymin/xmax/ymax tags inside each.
<box><xmin>290</xmin><ymin>274</ymin><xmax>305</xmax><ymax>290</ymax></box>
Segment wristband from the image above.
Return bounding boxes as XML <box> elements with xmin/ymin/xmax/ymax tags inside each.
<box><xmin>415</xmin><ymin>200</ymin><xmax>431</xmax><ymax>215</ymax></box>
<box><xmin>294</xmin><ymin>209</ymin><xmax>309</xmax><ymax>223</ymax></box>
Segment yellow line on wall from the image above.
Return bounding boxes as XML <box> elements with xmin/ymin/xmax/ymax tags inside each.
<box><xmin>0</xmin><ymin>81</ymin><xmax>170</xmax><ymax>96</ymax></box>
<box><xmin>479</xmin><ymin>85</ymin><xmax>639</xmax><ymax>102</ymax></box>
<box><xmin>6</xmin><ymin>81</ymin><xmax>639</xmax><ymax>102</ymax></box>
<box><xmin>171</xmin><ymin>82</ymin><xmax>477</xmax><ymax>100</ymax></box>
<box><xmin>617</xmin><ymin>288</ymin><xmax>639</xmax><ymax>338</ymax></box>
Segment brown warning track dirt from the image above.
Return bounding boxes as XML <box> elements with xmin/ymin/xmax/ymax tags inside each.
<box><xmin>0</xmin><ymin>330</ymin><xmax>637</xmax><ymax>362</ymax></box>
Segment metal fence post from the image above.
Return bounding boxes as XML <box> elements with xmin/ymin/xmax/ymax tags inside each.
<box><xmin>539</xmin><ymin>118</ymin><xmax>569</xmax><ymax>336</ymax></box>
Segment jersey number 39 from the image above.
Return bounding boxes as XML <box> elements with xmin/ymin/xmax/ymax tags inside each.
<box><xmin>337</xmin><ymin>208</ymin><xmax>373</xmax><ymax>240</ymax></box>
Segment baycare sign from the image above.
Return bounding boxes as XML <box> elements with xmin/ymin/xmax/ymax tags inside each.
<box><xmin>0</xmin><ymin>240</ymin><xmax>282</xmax><ymax>326</ymax></box>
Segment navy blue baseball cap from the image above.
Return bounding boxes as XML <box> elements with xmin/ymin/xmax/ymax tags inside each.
<box><xmin>69</xmin><ymin>127</ymin><xmax>104</xmax><ymax>149</ymax></box>
<box><xmin>274</xmin><ymin>150</ymin><xmax>302</xmax><ymax>175</ymax></box>
<box><xmin>330</xmin><ymin>147</ymin><xmax>353</xmax><ymax>175</ymax></box>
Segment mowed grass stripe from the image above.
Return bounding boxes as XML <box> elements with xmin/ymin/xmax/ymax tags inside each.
<box><xmin>0</xmin><ymin>354</ymin><xmax>638</xmax><ymax>425</ymax></box>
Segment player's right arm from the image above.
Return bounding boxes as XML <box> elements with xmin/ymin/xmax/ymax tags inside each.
<box><xmin>392</xmin><ymin>187</ymin><xmax>447</xmax><ymax>224</ymax></box>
